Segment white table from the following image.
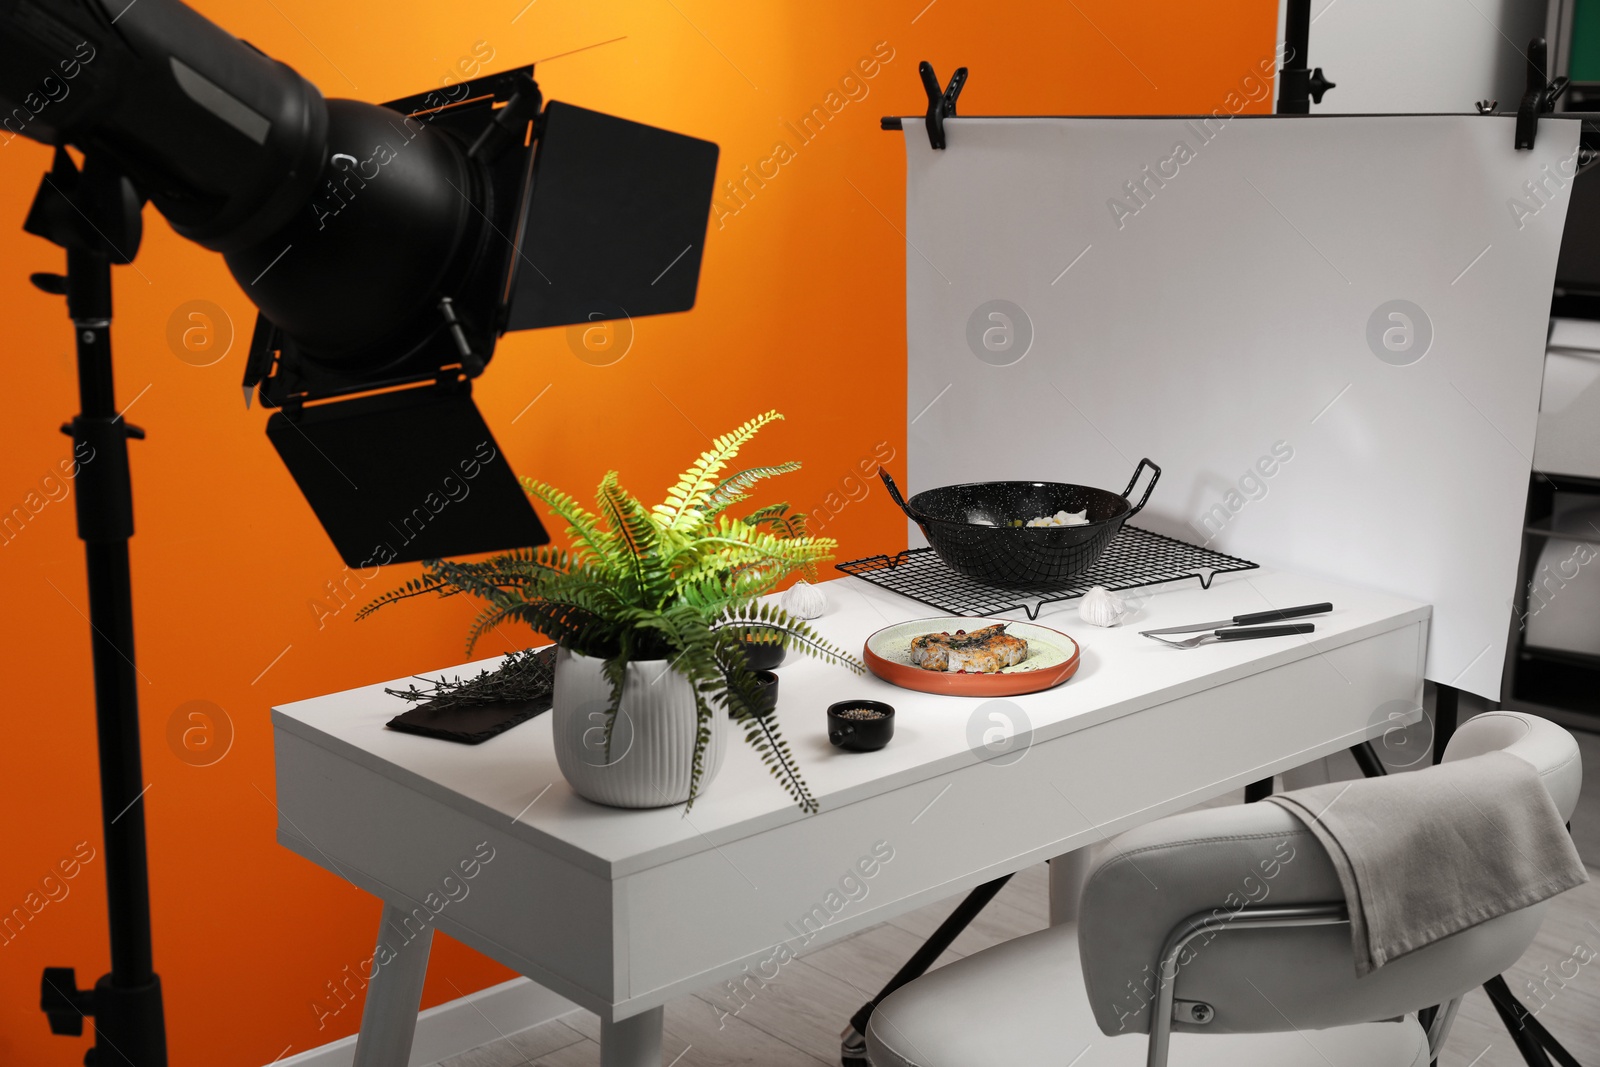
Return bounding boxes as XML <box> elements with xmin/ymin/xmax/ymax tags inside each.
<box><xmin>271</xmin><ymin>568</ymin><xmax>1429</xmax><ymax>1066</ymax></box>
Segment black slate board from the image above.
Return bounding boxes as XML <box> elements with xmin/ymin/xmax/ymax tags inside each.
<box><xmin>385</xmin><ymin>647</ymin><xmax>556</xmax><ymax>744</ymax></box>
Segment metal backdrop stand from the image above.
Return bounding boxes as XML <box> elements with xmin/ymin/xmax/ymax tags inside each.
<box><xmin>853</xmin><ymin>12</ymin><xmax>1581</xmax><ymax>1067</ymax></box>
<box><xmin>1275</xmin><ymin>0</ymin><xmax>1335</xmax><ymax>114</ymax></box>
<box><xmin>847</xmin><ymin>8</ymin><xmax>1563</xmax><ymax>1064</ymax></box>
<box><xmin>843</xmin><ymin>8</ymin><xmax>1344</xmax><ymax>1058</ymax></box>
<box><xmin>1236</xmin><ymin>0</ymin><xmax>1336</xmax><ymax>804</ymax></box>
<box><xmin>27</xmin><ymin>147</ymin><xmax>169</xmax><ymax>1066</ymax></box>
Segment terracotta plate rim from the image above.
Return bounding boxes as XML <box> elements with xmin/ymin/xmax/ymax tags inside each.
<box><xmin>862</xmin><ymin>617</ymin><xmax>1081</xmax><ymax>696</ymax></box>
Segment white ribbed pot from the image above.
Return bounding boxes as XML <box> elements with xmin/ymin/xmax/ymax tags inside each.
<box><xmin>550</xmin><ymin>648</ymin><xmax>727</xmax><ymax>808</ymax></box>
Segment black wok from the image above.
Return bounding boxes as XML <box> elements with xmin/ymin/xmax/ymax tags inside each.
<box><xmin>879</xmin><ymin>459</ymin><xmax>1160</xmax><ymax>587</ymax></box>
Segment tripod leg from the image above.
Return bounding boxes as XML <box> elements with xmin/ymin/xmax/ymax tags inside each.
<box><xmin>1350</xmin><ymin>740</ymin><xmax>1388</xmax><ymax>778</ymax></box>
<box><xmin>1433</xmin><ymin>684</ymin><xmax>1460</xmax><ymax>765</ymax></box>
<box><xmin>1484</xmin><ymin>975</ymin><xmax>1558</xmax><ymax>1067</ymax></box>
<box><xmin>841</xmin><ymin>874</ymin><xmax>1012</xmax><ymax>1065</ymax></box>
<box><xmin>1485</xmin><ymin>976</ymin><xmax>1584</xmax><ymax>1067</ymax></box>
<box><xmin>1520</xmin><ymin>1013</ymin><xmax>1586</xmax><ymax>1067</ymax></box>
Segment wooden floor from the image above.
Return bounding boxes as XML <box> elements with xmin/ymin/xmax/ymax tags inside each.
<box><xmin>436</xmin><ymin>771</ymin><xmax>1600</xmax><ymax>1067</ymax></box>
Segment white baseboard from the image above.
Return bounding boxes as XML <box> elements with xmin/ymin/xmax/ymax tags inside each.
<box><xmin>273</xmin><ymin>977</ymin><xmax>578</xmax><ymax>1067</ymax></box>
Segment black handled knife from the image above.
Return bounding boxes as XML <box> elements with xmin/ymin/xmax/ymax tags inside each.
<box><xmin>1139</xmin><ymin>602</ymin><xmax>1332</xmax><ymax>636</ymax></box>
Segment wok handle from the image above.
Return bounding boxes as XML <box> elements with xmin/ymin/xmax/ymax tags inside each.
<box><xmin>878</xmin><ymin>468</ymin><xmax>926</xmax><ymax>525</ymax></box>
<box><xmin>1120</xmin><ymin>458</ymin><xmax>1162</xmax><ymax>517</ymax></box>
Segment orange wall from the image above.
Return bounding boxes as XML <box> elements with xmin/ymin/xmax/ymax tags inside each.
<box><xmin>0</xmin><ymin>2</ymin><xmax>1277</xmax><ymax>1063</ymax></box>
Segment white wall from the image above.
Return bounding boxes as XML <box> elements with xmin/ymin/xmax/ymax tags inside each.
<box><xmin>1297</xmin><ymin>0</ymin><xmax>1547</xmax><ymax>114</ymax></box>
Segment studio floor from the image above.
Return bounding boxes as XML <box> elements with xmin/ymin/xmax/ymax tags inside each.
<box><xmin>428</xmin><ymin>729</ymin><xmax>1600</xmax><ymax>1067</ymax></box>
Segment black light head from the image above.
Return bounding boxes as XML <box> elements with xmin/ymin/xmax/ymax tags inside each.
<box><xmin>0</xmin><ymin>0</ymin><xmax>721</xmax><ymax>566</ymax></box>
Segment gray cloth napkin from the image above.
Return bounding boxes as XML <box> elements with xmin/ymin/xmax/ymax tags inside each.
<box><xmin>1266</xmin><ymin>750</ymin><xmax>1587</xmax><ymax>975</ymax></box>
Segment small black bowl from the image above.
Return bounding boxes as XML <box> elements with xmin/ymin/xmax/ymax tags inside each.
<box><xmin>734</xmin><ymin>626</ymin><xmax>787</xmax><ymax>672</ymax></box>
<box><xmin>828</xmin><ymin>700</ymin><xmax>895</xmax><ymax>752</ymax></box>
<box><xmin>728</xmin><ymin>670</ymin><xmax>780</xmax><ymax>719</ymax></box>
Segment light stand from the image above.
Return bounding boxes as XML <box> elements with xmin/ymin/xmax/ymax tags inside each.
<box><xmin>0</xmin><ymin>2</ymin><xmax>721</xmax><ymax>1061</ymax></box>
<box><xmin>27</xmin><ymin>149</ymin><xmax>168</xmax><ymax>1066</ymax></box>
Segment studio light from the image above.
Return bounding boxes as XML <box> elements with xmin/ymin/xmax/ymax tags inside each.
<box><xmin>4</xmin><ymin>0</ymin><xmax>719</xmax><ymax>566</ymax></box>
<box><xmin>0</xmin><ymin>0</ymin><xmax>719</xmax><ymax>1061</ymax></box>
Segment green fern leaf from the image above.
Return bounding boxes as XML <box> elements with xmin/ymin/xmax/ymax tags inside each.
<box><xmin>704</xmin><ymin>462</ymin><xmax>802</xmax><ymax>516</ymax></box>
<box><xmin>653</xmin><ymin>410</ymin><xmax>783</xmax><ymax>532</ymax></box>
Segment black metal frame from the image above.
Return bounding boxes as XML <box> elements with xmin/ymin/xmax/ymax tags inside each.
<box><xmin>836</xmin><ymin>527</ymin><xmax>1259</xmax><ymax>621</ymax></box>
<box><xmin>1485</xmin><ymin>974</ymin><xmax>1584</xmax><ymax>1067</ymax></box>
<box><xmin>1502</xmin><ymin>470</ymin><xmax>1600</xmax><ymax>727</ymax></box>
<box><xmin>838</xmin><ymin>874</ymin><xmax>1012</xmax><ymax>1064</ymax></box>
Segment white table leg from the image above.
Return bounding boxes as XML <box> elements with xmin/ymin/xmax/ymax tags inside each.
<box><xmin>352</xmin><ymin>902</ymin><xmax>435</xmax><ymax>1067</ymax></box>
<box><xmin>601</xmin><ymin>1006</ymin><xmax>664</xmax><ymax>1067</ymax></box>
<box><xmin>1047</xmin><ymin>848</ymin><xmax>1095</xmax><ymax>926</ymax></box>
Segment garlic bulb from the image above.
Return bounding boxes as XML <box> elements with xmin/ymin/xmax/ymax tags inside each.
<box><xmin>781</xmin><ymin>579</ymin><xmax>827</xmax><ymax>619</ymax></box>
<box><xmin>1078</xmin><ymin>585</ymin><xmax>1126</xmax><ymax>627</ymax></box>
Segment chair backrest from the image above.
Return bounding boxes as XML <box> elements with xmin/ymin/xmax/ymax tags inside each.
<box><xmin>1441</xmin><ymin>710</ymin><xmax>1582</xmax><ymax>820</ymax></box>
<box><xmin>1077</xmin><ymin>711</ymin><xmax>1583</xmax><ymax>1037</ymax></box>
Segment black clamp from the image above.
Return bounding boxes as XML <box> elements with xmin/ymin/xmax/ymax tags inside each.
<box><xmin>919</xmin><ymin>61</ymin><xmax>967</xmax><ymax>150</ymax></box>
<box><xmin>60</xmin><ymin>413</ymin><xmax>143</xmax><ymax>542</ymax></box>
<box><xmin>1516</xmin><ymin>37</ymin><xmax>1569</xmax><ymax>150</ymax></box>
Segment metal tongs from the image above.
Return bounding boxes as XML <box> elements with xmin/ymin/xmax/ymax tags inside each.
<box><xmin>1144</xmin><ymin>623</ymin><xmax>1315</xmax><ymax>649</ymax></box>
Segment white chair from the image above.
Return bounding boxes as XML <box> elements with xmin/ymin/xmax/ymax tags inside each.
<box><xmin>865</xmin><ymin>711</ymin><xmax>1583</xmax><ymax>1067</ymax></box>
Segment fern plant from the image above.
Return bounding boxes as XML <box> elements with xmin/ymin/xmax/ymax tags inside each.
<box><xmin>358</xmin><ymin>410</ymin><xmax>861</xmax><ymax>812</ymax></box>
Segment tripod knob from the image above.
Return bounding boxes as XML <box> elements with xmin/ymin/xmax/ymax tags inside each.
<box><xmin>30</xmin><ymin>271</ymin><xmax>67</xmax><ymax>295</ymax></box>
<box><xmin>1308</xmin><ymin>67</ymin><xmax>1336</xmax><ymax>104</ymax></box>
<box><xmin>41</xmin><ymin>966</ymin><xmax>91</xmax><ymax>1036</ymax></box>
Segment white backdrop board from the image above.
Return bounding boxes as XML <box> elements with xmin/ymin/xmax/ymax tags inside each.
<box><xmin>901</xmin><ymin>115</ymin><xmax>1577</xmax><ymax>699</ymax></box>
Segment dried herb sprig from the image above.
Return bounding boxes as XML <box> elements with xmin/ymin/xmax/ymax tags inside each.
<box><xmin>384</xmin><ymin>647</ymin><xmax>555</xmax><ymax>711</ymax></box>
